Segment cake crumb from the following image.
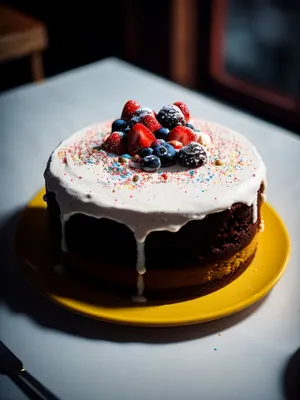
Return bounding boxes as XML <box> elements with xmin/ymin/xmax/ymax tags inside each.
<box><xmin>218</xmin><ymin>333</ymin><xmax>221</xmax><ymax>336</ymax></box>
<box><xmin>215</xmin><ymin>159</ymin><xmax>223</xmax><ymax>166</ymax></box>
<box><xmin>133</xmin><ymin>175</ymin><xmax>139</xmax><ymax>182</ymax></box>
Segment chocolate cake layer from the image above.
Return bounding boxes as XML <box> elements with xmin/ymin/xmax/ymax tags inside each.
<box><xmin>46</xmin><ymin>185</ymin><xmax>262</xmax><ymax>269</ymax></box>
<box><xmin>62</xmin><ymin>238</ymin><xmax>258</xmax><ymax>301</ymax></box>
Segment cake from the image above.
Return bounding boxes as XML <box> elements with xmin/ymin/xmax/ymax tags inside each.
<box><xmin>44</xmin><ymin>100</ymin><xmax>266</xmax><ymax>302</ymax></box>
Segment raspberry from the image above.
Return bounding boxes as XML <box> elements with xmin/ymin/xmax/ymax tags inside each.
<box><xmin>139</xmin><ymin>114</ymin><xmax>161</xmax><ymax>132</ymax></box>
<box><xmin>173</xmin><ymin>101</ymin><xmax>190</xmax><ymax>123</ymax></box>
<box><xmin>121</xmin><ymin>100</ymin><xmax>140</xmax><ymax>121</ymax></box>
<box><xmin>102</xmin><ymin>132</ymin><xmax>126</xmax><ymax>155</ymax></box>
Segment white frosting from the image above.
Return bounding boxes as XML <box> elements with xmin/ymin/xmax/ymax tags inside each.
<box><xmin>44</xmin><ymin>118</ymin><xmax>266</xmax><ymax>298</ymax></box>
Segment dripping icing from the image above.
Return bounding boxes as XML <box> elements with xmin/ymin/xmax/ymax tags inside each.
<box><xmin>131</xmin><ymin>274</ymin><xmax>147</xmax><ymax>303</ymax></box>
<box><xmin>136</xmin><ymin>241</ymin><xmax>146</xmax><ymax>275</ymax></box>
<box><xmin>252</xmin><ymin>195</ymin><xmax>258</xmax><ymax>224</ymax></box>
<box><xmin>132</xmin><ymin>241</ymin><xmax>147</xmax><ymax>302</ymax></box>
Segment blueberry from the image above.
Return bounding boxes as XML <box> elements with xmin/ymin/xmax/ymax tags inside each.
<box><xmin>112</xmin><ymin>119</ymin><xmax>128</xmax><ymax>132</ymax></box>
<box><xmin>186</xmin><ymin>123</ymin><xmax>194</xmax><ymax>130</ymax></box>
<box><xmin>140</xmin><ymin>155</ymin><xmax>161</xmax><ymax>172</ymax></box>
<box><xmin>153</xmin><ymin>143</ymin><xmax>177</xmax><ymax>167</ymax></box>
<box><xmin>152</xmin><ymin>139</ymin><xmax>166</xmax><ymax>148</ymax></box>
<box><xmin>155</xmin><ymin>127</ymin><xmax>169</xmax><ymax>140</ymax></box>
<box><xmin>139</xmin><ymin>147</ymin><xmax>154</xmax><ymax>158</ymax></box>
<box><xmin>178</xmin><ymin>142</ymin><xmax>207</xmax><ymax>168</ymax></box>
<box><xmin>157</xmin><ymin>105</ymin><xmax>185</xmax><ymax>130</ymax></box>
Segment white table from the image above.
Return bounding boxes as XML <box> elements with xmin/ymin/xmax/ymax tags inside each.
<box><xmin>1</xmin><ymin>58</ymin><xmax>299</xmax><ymax>400</ymax></box>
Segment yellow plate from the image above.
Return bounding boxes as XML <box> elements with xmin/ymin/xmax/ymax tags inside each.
<box><xmin>15</xmin><ymin>188</ymin><xmax>291</xmax><ymax>327</ymax></box>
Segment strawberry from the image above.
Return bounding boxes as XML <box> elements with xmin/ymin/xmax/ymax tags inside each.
<box><xmin>127</xmin><ymin>123</ymin><xmax>156</xmax><ymax>155</ymax></box>
<box><xmin>102</xmin><ymin>132</ymin><xmax>126</xmax><ymax>155</ymax></box>
<box><xmin>173</xmin><ymin>101</ymin><xmax>190</xmax><ymax>123</ymax></box>
<box><xmin>121</xmin><ymin>100</ymin><xmax>140</xmax><ymax>121</ymax></box>
<box><xmin>140</xmin><ymin>114</ymin><xmax>162</xmax><ymax>132</ymax></box>
<box><xmin>168</xmin><ymin>140</ymin><xmax>183</xmax><ymax>150</ymax></box>
<box><xmin>168</xmin><ymin>126</ymin><xmax>197</xmax><ymax>145</ymax></box>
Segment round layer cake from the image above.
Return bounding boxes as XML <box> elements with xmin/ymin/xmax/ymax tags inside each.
<box><xmin>44</xmin><ymin>100</ymin><xmax>266</xmax><ymax>302</ymax></box>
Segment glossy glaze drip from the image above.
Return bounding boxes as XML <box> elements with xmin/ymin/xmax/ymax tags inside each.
<box><xmin>131</xmin><ymin>241</ymin><xmax>147</xmax><ymax>302</ymax></box>
<box><xmin>252</xmin><ymin>195</ymin><xmax>258</xmax><ymax>224</ymax></box>
<box><xmin>131</xmin><ymin>274</ymin><xmax>147</xmax><ymax>303</ymax></box>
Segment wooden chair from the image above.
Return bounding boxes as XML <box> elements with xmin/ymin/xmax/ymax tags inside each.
<box><xmin>0</xmin><ymin>5</ymin><xmax>48</xmax><ymax>82</ymax></box>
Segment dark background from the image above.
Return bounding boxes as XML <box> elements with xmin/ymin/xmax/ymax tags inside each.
<box><xmin>1</xmin><ymin>0</ymin><xmax>300</xmax><ymax>134</ymax></box>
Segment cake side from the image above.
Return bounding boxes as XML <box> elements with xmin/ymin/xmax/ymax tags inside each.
<box><xmin>46</xmin><ymin>184</ymin><xmax>263</xmax><ymax>268</ymax></box>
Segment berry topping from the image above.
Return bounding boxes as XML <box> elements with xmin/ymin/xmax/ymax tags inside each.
<box><xmin>155</xmin><ymin>127</ymin><xmax>170</xmax><ymax>140</ymax></box>
<box><xmin>168</xmin><ymin>140</ymin><xmax>183</xmax><ymax>150</ymax></box>
<box><xmin>132</xmin><ymin>154</ymin><xmax>141</xmax><ymax>163</ymax></box>
<box><xmin>197</xmin><ymin>132</ymin><xmax>212</xmax><ymax>147</ymax></box>
<box><xmin>102</xmin><ymin>132</ymin><xmax>126</xmax><ymax>155</ymax></box>
<box><xmin>121</xmin><ymin>100</ymin><xmax>140</xmax><ymax>121</ymax></box>
<box><xmin>140</xmin><ymin>155</ymin><xmax>161</xmax><ymax>172</ymax></box>
<box><xmin>139</xmin><ymin>147</ymin><xmax>154</xmax><ymax>158</ymax></box>
<box><xmin>139</xmin><ymin>114</ymin><xmax>162</xmax><ymax>132</ymax></box>
<box><xmin>152</xmin><ymin>138</ymin><xmax>166</xmax><ymax>147</ymax></box>
<box><xmin>134</xmin><ymin>107</ymin><xmax>155</xmax><ymax>118</ymax></box>
<box><xmin>173</xmin><ymin>101</ymin><xmax>190</xmax><ymax>123</ymax></box>
<box><xmin>130</xmin><ymin>107</ymin><xmax>156</xmax><ymax>126</ymax></box>
<box><xmin>186</xmin><ymin>123</ymin><xmax>194</xmax><ymax>130</ymax></box>
<box><xmin>112</xmin><ymin>119</ymin><xmax>128</xmax><ymax>132</ymax></box>
<box><xmin>127</xmin><ymin>123</ymin><xmax>156</xmax><ymax>155</ymax></box>
<box><xmin>156</xmin><ymin>104</ymin><xmax>185</xmax><ymax>130</ymax></box>
<box><xmin>178</xmin><ymin>142</ymin><xmax>208</xmax><ymax>168</ymax></box>
<box><xmin>153</xmin><ymin>143</ymin><xmax>177</xmax><ymax>167</ymax></box>
<box><xmin>168</xmin><ymin>126</ymin><xmax>197</xmax><ymax>145</ymax></box>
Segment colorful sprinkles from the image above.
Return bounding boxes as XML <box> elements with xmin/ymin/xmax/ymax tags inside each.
<box><xmin>57</xmin><ymin>119</ymin><xmax>254</xmax><ymax>194</ymax></box>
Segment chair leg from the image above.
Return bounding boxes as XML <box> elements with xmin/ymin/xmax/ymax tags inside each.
<box><xmin>31</xmin><ymin>52</ymin><xmax>44</xmax><ymax>82</ymax></box>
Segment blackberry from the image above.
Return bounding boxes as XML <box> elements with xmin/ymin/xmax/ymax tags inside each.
<box><xmin>157</xmin><ymin>105</ymin><xmax>185</xmax><ymax>130</ymax></box>
<box><xmin>178</xmin><ymin>142</ymin><xmax>208</xmax><ymax>168</ymax></box>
